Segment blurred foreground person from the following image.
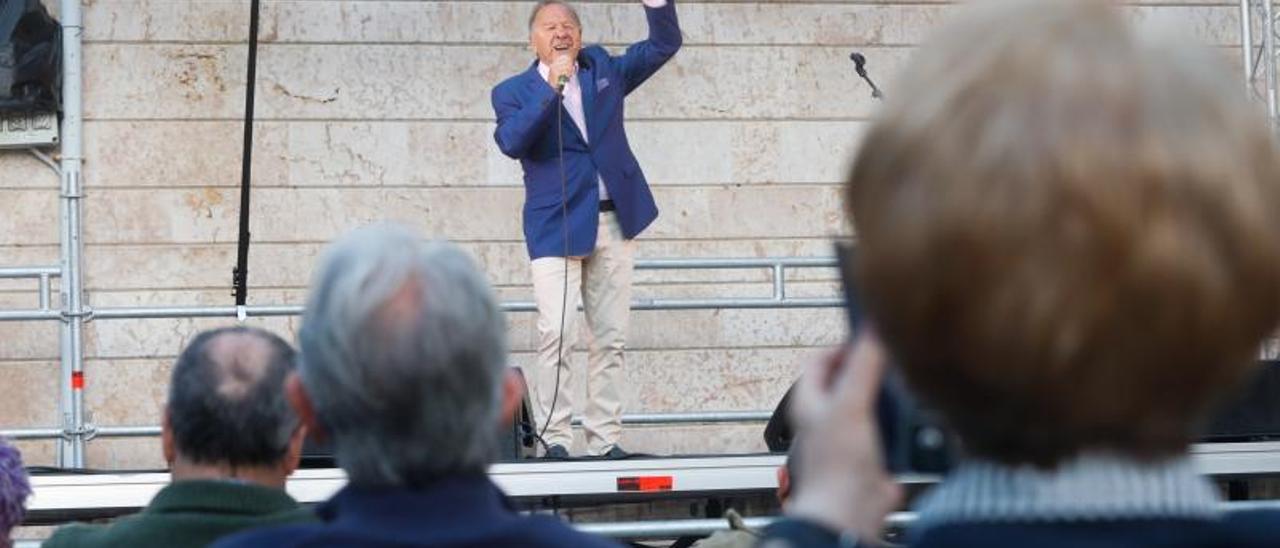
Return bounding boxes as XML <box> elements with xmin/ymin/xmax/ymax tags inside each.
<box><xmin>0</xmin><ymin>439</ymin><xmax>30</xmax><ymax>548</ymax></box>
<box><xmin>46</xmin><ymin>327</ymin><xmax>313</xmax><ymax>548</ymax></box>
<box><xmin>216</xmin><ymin>225</ymin><xmax>618</xmax><ymax>547</ymax></box>
<box><xmin>764</xmin><ymin>2</ymin><xmax>1280</xmax><ymax>547</ymax></box>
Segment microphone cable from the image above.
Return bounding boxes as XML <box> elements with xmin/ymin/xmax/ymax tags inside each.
<box><xmin>532</xmin><ymin>76</ymin><xmax>572</xmax><ymax>455</ymax></box>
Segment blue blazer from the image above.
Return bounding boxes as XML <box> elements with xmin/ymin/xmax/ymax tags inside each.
<box><xmin>492</xmin><ymin>1</ymin><xmax>681</xmax><ymax>259</ymax></box>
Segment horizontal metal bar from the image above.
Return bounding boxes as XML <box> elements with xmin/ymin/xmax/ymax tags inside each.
<box><xmin>0</xmin><ymin>310</ymin><xmax>62</xmax><ymax>321</ymax></box>
<box><xmin>633</xmin><ymin>298</ymin><xmax>841</xmax><ymax>310</ymax></box>
<box><xmin>4</xmin><ymin>412</ymin><xmax>775</xmax><ymax>441</ymax></box>
<box><xmin>53</xmin><ymin>297</ymin><xmax>842</xmax><ymax>322</ymax></box>
<box><xmin>1</xmin><ymin>296</ymin><xmax>843</xmax><ymax>322</ymax></box>
<box><xmin>576</xmin><ymin>411</ymin><xmax>773</xmax><ymax>426</ymax></box>
<box><xmin>577</xmin><ymin>516</ymin><xmax>779</xmax><ymax>539</ymax></box>
<box><xmin>0</xmin><ymin>426</ymin><xmax>163</xmax><ymax>441</ymax></box>
<box><xmin>575</xmin><ymin>501</ymin><xmax>1280</xmax><ymax>540</ymax></box>
<box><xmin>636</xmin><ymin>257</ymin><xmax>836</xmax><ymax>270</ymax></box>
<box><xmin>1</xmin><ymin>257</ymin><xmax>845</xmax><ymax>322</ymax></box>
<box><xmin>1</xmin><ymin>428</ymin><xmax>65</xmax><ymax>440</ymax></box>
<box><xmin>90</xmin><ymin>305</ymin><xmax>305</xmax><ymax>320</ymax></box>
<box><xmin>93</xmin><ymin>426</ymin><xmax>161</xmax><ymax>437</ymax></box>
<box><xmin>0</xmin><ymin>266</ymin><xmax>61</xmax><ymax>279</ymax></box>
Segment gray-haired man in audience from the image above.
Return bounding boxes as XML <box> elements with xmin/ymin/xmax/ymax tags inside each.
<box><xmin>216</xmin><ymin>225</ymin><xmax>618</xmax><ymax>547</ymax></box>
<box><xmin>45</xmin><ymin>326</ymin><xmax>314</xmax><ymax>548</ymax></box>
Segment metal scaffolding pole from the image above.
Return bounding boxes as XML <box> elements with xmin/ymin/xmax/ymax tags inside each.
<box><xmin>1243</xmin><ymin>0</ymin><xmax>1280</xmax><ymax>130</ymax></box>
<box><xmin>57</xmin><ymin>0</ymin><xmax>86</xmax><ymax>468</ymax></box>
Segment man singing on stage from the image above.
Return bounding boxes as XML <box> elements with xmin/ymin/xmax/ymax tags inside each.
<box><xmin>491</xmin><ymin>0</ymin><xmax>681</xmax><ymax>459</ymax></box>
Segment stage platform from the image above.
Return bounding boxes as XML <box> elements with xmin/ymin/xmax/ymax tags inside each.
<box><xmin>22</xmin><ymin>441</ymin><xmax>1280</xmax><ymax>524</ymax></box>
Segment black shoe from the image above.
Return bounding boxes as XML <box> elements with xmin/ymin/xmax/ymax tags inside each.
<box><xmin>543</xmin><ymin>444</ymin><xmax>570</xmax><ymax>460</ymax></box>
<box><xmin>603</xmin><ymin>445</ymin><xmax>630</xmax><ymax>460</ymax></box>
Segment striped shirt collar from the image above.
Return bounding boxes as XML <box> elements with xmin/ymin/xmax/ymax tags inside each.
<box><xmin>913</xmin><ymin>452</ymin><xmax>1221</xmax><ymax>530</ymax></box>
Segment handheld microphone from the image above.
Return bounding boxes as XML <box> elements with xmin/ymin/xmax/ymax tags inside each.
<box><xmin>849</xmin><ymin>51</ymin><xmax>884</xmax><ymax>100</ymax></box>
<box><xmin>555</xmin><ymin>52</ymin><xmax>572</xmax><ymax>93</ymax></box>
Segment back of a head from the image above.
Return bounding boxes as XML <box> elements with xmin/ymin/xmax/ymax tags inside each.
<box><xmin>168</xmin><ymin>326</ymin><xmax>299</xmax><ymax>467</ymax></box>
<box><xmin>298</xmin><ymin>224</ymin><xmax>508</xmax><ymax>487</ymax></box>
<box><xmin>848</xmin><ymin>0</ymin><xmax>1280</xmax><ymax>467</ymax></box>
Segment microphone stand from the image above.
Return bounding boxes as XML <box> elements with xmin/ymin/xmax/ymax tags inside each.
<box><xmin>850</xmin><ymin>52</ymin><xmax>884</xmax><ymax>101</ymax></box>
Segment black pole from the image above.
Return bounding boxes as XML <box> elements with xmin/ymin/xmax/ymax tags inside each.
<box><xmin>232</xmin><ymin>0</ymin><xmax>261</xmax><ymax>307</ymax></box>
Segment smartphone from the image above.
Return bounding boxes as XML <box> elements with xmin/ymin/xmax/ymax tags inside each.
<box><xmin>834</xmin><ymin>242</ymin><xmax>953</xmax><ymax>474</ymax></box>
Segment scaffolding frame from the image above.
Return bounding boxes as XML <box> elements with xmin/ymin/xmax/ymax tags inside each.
<box><xmin>1243</xmin><ymin>0</ymin><xmax>1280</xmax><ymax>129</ymax></box>
<box><xmin>0</xmin><ymin>257</ymin><xmax>841</xmax><ymax>463</ymax></box>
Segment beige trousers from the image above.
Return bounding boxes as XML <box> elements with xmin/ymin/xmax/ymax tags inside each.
<box><xmin>528</xmin><ymin>211</ymin><xmax>636</xmax><ymax>455</ymax></box>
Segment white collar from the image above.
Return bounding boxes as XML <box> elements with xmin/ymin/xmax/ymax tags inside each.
<box><xmin>536</xmin><ymin>60</ymin><xmax>580</xmax><ymax>83</ymax></box>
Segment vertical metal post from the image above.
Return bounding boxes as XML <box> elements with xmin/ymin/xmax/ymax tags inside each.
<box><xmin>38</xmin><ymin>274</ymin><xmax>50</xmax><ymax>310</ymax></box>
<box><xmin>1262</xmin><ymin>0</ymin><xmax>1279</xmax><ymax>124</ymax></box>
<box><xmin>772</xmin><ymin>264</ymin><xmax>785</xmax><ymax>301</ymax></box>
<box><xmin>1243</xmin><ymin>0</ymin><xmax>1255</xmax><ymax>94</ymax></box>
<box><xmin>58</xmin><ymin>0</ymin><xmax>86</xmax><ymax>468</ymax></box>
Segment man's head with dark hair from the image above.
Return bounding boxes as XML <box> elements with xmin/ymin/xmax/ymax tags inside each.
<box><xmin>163</xmin><ymin>326</ymin><xmax>304</xmax><ymax>485</ymax></box>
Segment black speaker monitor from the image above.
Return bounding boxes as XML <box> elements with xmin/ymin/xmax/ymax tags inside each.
<box><xmin>0</xmin><ymin>0</ymin><xmax>61</xmax><ymax>113</ymax></box>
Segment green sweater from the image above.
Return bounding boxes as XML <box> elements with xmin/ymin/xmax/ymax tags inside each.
<box><xmin>43</xmin><ymin>479</ymin><xmax>317</xmax><ymax>548</ymax></box>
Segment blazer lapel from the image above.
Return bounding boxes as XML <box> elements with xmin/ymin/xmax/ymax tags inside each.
<box><xmin>578</xmin><ymin>60</ymin><xmax>597</xmax><ymax>143</ymax></box>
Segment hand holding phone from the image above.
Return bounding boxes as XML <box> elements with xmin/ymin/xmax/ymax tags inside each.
<box><xmin>833</xmin><ymin>241</ymin><xmax>953</xmax><ymax>474</ymax></box>
<box><xmin>786</xmin><ymin>333</ymin><xmax>902</xmax><ymax>539</ymax></box>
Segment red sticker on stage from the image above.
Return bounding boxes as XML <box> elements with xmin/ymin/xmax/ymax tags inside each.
<box><xmin>71</xmin><ymin>371</ymin><xmax>84</xmax><ymax>390</ymax></box>
<box><xmin>616</xmin><ymin>475</ymin><xmax>673</xmax><ymax>492</ymax></box>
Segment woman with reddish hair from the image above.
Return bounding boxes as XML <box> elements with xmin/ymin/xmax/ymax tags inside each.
<box><xmin>766</xmin><ymin>2</ymin><xmax>1280</xmax><ymax>547</ymax></box>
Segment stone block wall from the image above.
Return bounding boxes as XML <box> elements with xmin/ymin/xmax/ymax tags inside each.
<box><xmin>0</xmin><ymin>0</ymin><xmax>1247</xmax><ymax>468</ymax></box>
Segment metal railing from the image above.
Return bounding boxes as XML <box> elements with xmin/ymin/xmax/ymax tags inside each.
<box><xmin>0</xmin><ymin>267</ymin><xmax>60</xmax><ymax>319</ymax></box>
<box><xmin>0</xmin><ymin>257</ymin><xmax>839</xmax><ymax>323</ymax></box>
<box><xmin>0</xmin><ymin>257</ymin><xmax>836</xmax><ymax>446</ymax></box>
<box><xmin>1</xmin><ymin>412</ymin><xmax>779</xmax><ymax>442</ymax></box>
<box><xmin>578</xmin><ymin>500</ymin><xmax>1280</xmax><ymax>540</ymax></box>
<box><xmin>15</xmin><ymin>501</ymin><xmax>1280</xmax><ymax>546</ymax></box>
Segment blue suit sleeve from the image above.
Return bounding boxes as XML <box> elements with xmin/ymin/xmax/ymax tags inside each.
<box><xmin>492</xmin><ymin>78</ymin><xmax>561</xmax><ymax>159</ymax></box>
<box><xmin>615</xmin><ymin>0</ymin><xmax>683</xmax><ymax>95</ymax></box>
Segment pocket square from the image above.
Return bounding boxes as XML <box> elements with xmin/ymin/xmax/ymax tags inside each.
<box><xmin>596</xmin><ymin>78</ymin><xmax>611</xmax><ymax>91</ymax></box>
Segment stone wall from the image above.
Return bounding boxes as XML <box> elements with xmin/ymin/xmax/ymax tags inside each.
<box><xmin>0</xmin><ymin>0</ymin><xmax>1246</xmax><ymax>468</ymax></box>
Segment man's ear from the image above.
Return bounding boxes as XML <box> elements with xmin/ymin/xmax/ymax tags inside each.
<box><xmin>286</xmin><ymin>373</ymin><xmax>327</xmax><ymax>442</ymax></box>
<box><xmin>161</xmin><ymin>409</ymin><xmax>176</xmax><ymax>465</ymax></box>
<box><xmin>776</xmin><ymin>464</ymin><xmax>792</xmax><ymax>506</ymax></box>
<box><xmin>498</xmin><ymin>368</ymin><xmax>526</xmax><ymax>429</ymax></box>
<box><xmin>280</xmin><ymin>424</ymin><xmax>308</xmax><ymax>477</ymax></box>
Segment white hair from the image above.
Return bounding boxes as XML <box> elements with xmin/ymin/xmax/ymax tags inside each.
<box><xmin>298</xmin><ymin>224</ymin><xmax>508</xmax><ymax>487</ymax></box>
